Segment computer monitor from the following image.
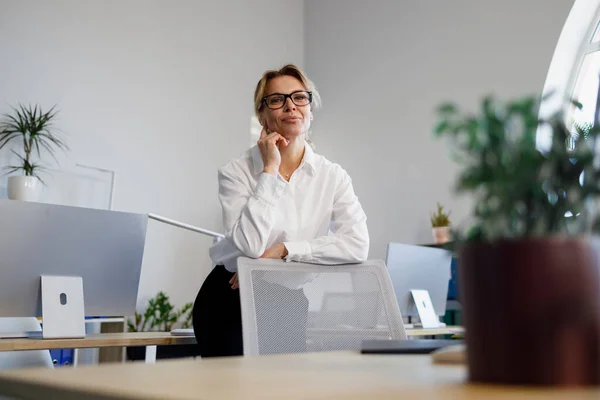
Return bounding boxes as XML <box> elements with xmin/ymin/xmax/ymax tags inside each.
<box><xmin>0</xmin><ymin>199</ymin><xmax>148</xmax><ymax>319</ymax></box>
<box><xmin>385</xmin><ymin>242</ymin><xmax>452</xmax><ymax>318</ymax></box>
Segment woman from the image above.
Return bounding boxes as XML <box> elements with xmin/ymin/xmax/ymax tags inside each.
<box><xmin>192</xmin><ymin>64</ymin><xmax>369</xmax><ymax>357</ymax></box>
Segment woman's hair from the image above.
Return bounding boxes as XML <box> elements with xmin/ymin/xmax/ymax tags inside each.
<box><xmin>254</xmin><ymin>64</ymin><xmax>322</xmax><ymax>117</ymax></box>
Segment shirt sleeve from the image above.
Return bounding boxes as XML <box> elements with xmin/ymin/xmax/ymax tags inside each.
<box><xmin>219</xmin><ymin>166</ymin><xmax>287</xmax><ymax>258</ymax></box>
<box><xmin>283</xmin><ymin>167</ymin><xmax>369</xmax><ymax>264</ymax></box>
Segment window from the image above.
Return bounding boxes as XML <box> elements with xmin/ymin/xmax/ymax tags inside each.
<box><xmin>571</xmin><ymin>52</ymin><xmax>600</xmax><ymax>124</ymax></box>
<box><xmin>593</xmin><ymin>20</ymin><xmax>600</xmax><ymax>43</ymax></box>
<box><xmin>538</xmin><ymin>0</ymin><xmax>600</xmax><ymax>216</ymax></box>
<box><xmin>567</xmin><ymin>51</ymin><xmax>600</xmax><ymax>149</ymax></box>
<box><xmin>564</xmin><ymin>3</ymin><xmax>600</xmax><ymax>149</ymax></box>
<box><xmin>537</xmin><ymin>0</ymin><xmax>600</xmax><ymax>152</ymax></box>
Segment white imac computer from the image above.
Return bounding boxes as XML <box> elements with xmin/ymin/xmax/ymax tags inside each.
<box><xmin>385</xmin><ymin>242</ymin><xmax>452</xmax><ymax>327</ymax></box>
<box><xmin>0</xmin><ymin>199</ymin><xmax>148</xmax><ymax>339</ymax></box>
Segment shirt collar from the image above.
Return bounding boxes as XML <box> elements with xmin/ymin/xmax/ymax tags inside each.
<box><xmin>252</xmin><ymin>140</ymin><xmax>317</xmax><ymax>177</ymax></box>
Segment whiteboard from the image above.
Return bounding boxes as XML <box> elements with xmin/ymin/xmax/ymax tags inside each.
<box><xmin>39</xmin><ymin>164</ymin><xmax>115</xmax><ymax>210</ymax></box>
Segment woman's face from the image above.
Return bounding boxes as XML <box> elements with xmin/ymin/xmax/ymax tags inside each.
<box><xmin>260</xmin><ymin>75</ymin><xmax>312</xmax><ymax>139</ymax></box>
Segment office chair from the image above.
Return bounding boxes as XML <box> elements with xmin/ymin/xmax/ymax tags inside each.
<box><xmin>237</xmin><ymin>258</ymin><xmax>406</xmax><ymax>356</ymax></box>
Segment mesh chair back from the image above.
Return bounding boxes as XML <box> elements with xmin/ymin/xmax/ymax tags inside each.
<box><xmin>237</xmin><ymin>258</ymin><xmax>406</xmax><ymax>356</ymax></box>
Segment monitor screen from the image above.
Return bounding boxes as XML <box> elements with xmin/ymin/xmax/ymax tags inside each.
<box><xmin>0</xmin><ymin>199</ymin><xmax>148</xmax><ymax>318</ymax></box>
<box><xmin>385</xmin><ymin>243</ymin><xmax>452</xmax><ymax>318</ymax></box>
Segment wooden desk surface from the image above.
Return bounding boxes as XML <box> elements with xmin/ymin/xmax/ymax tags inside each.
<box><xmin>0</xmin><ymin>332</ymin><xmax>196</xmax><ymax>352</ymax></box>
<box><xmin>0</xmin><ymin>327</ymin><xmax>462</xmax><ymax>352</ymax></box>
<box><xmin>0</xmin><ymin>351</ymin><xmax>598</xmax><ymax>400</ymax></box>
<box><xmin>309</xmin><ymin>326</ymin><xmax>463</xmax><ymax>338</ymax></box>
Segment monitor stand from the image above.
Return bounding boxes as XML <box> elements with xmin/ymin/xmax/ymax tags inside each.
<box><xmin>0</xmin><ymin>276</ymin><xmax>86</xmax><ymax>339</ymax></box>
<box><xmin>409</xmin><ymin>289</ymin><xmax>442</xmax><ymax>329</ymax></box>
<box><xmin>40</xmin><ymin>275</ymin><xmax>86</xmax><ymax>339</ymax></box>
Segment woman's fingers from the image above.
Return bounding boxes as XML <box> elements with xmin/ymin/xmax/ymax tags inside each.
<box><xmin>258</xmin><ymin>127</ymin><xmax>289</xmax><ymax>147</ymax></box>
<box><xmin>258</xmin><ymin>127</ymin><xmax>289</xmax><ymax>146</ymax></box>
<box><xmin>259</xmin><ymin>126</ymin><xmax>268</xmax><ymax>140</ymax></box>
<box><xmin>258</xmin><ymin>130</ymin><xmax>275</xmax><ymax>143</ymax></box>
<box><xmin>264</xmin><ymin>133</ymin><xmax>288</xmax><ymax>147</ymax></box>
<box><xmin>229</xmin><ymin>272</ymin><xmax>239</xmax><ymax>290</ymax></box>
<box><xmin>278</xmin><ymin>136</ymin><xmax>289</xmax><ymax>147</ymax></box>
<box><xmin>258</xmin><ymin>131</ymin><xmax>285</xmax><ymax>174</ymax></box>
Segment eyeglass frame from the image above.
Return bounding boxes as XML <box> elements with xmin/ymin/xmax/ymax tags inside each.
<box><xmin>260</xmin><ymin>90</ymin><xmax>313</xmax><ymax>110</ymax></box>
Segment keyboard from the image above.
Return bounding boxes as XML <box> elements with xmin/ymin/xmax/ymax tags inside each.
<box><xmin>170</xmin><ymin>328</ymin><xmax>194</xmax><ymax>336</ymax></box>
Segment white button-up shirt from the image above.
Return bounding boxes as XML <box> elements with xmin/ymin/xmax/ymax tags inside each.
<box><xmin>209</xmin><ymin>141</ymin><xmax>369</xmax><ymax>274</ymax></box>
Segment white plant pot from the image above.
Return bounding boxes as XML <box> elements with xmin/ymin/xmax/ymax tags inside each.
<box><xmin>7</xmin><ymin>176</ymin><xmax>41</xmax><ymax>202</ymax></box>
<box><xmin>432</xmin><ymin>226</ymin><xmax>450</xmax><ymax>244</ymax></box>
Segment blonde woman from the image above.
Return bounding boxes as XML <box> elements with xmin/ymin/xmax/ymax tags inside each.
<box><xmin>193</xmin><ymin>64</ymin><xmax>369</xmax><ymax>357</ymax></box>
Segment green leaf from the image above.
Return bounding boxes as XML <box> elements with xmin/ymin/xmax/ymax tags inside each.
<box><xmin>437</xmin><ymin>103</ymin><xmax>458</xmax><ymax>115</ymax></box>
<box><xmin>434</xmin><ymin>120</ymin><xmax>450</xmax><ymax>135</ymax></box>
<box><xmin>571</xmin><ymin>99</ymin><xmax>583</xmax><ymax>110</ymax></box>
<box><xmin>0</xmin><ymin>103</ymin><xmax>68</xmax><ymax>175</ymax></box>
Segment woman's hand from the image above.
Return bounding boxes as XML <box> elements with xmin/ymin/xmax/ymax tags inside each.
<box><xmin>230</xmin><ymin>243</ymin><xmax>288</xmax><ymax>290</ymax></box>
<box><xmin>260</xmin><ymin>243</ymin><xmax>289</xmax><ymax>259</ymax></box>
<box><xmin>258</xmin><ymin>126</ymin><xmax>289</xmax><ymax>176</ymax></box>
<box><xmin>229</xmin><ymin>273</ymin><xmax>239</xmax><ymax>290</ymax></box>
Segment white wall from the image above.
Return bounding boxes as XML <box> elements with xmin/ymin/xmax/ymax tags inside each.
<box><xmin>0</xmin><ymin>0</ymin><xmax>304</xmax><ymax>309</ymax></box>
<box><xmin>304</xmin><ymin>0</ymin><xmax>575</xmax><ymax>260</ymax></box>
<box><xmin>0</xmin><ymin>0</ymin><xmax>579</xmax><ymax>311</ymax></box>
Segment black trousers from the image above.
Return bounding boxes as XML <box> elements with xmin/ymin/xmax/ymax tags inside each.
<box><xmin>192</xmin><ymin>265</ymin><xmax>309</xmax><ymax>357</ymax></box>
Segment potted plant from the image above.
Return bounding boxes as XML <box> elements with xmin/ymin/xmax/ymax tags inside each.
<box><xmin>0</xmin><ymin>104</ymin><xmax>68</xmax><ymax>201</ymax></box>
<box><xmin>126</xmin><ymin>291</ymin><xmax>196</xmax><ymax>360</ymax></box>
<box><xmin>430</xmin><ymin>202</ymin><xmax>451</xmax><ymax>244</ymax></box>
<box><xmin>434</xmin><ymin>94</ymin><xmax>600</xmax><ymax>386</ymax></box>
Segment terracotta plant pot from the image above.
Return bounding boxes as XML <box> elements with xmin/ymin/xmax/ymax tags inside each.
<box><xmin>432</xmin><ymin>226</ymin><xmax>450</xmax><ymax>244</ymax></box>
<box><xmin>459</xmin><ymin>237</ymin><xmax>600</xmax><ymax>386</ymax></box>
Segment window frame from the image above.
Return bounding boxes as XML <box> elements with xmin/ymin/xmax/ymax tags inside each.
<box><xmin>537</xmin><ymin>0</ymin><xmax>600</xmax><ymax>152</ymax></box>
<box><xmin>564</xmin><ymin>7</ymin><xmax>600</xmax><ymax>113</ymax></box>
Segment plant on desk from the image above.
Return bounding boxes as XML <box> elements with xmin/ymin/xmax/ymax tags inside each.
<box><xmin>430</xmin><ymin>202</ymin><xmax>451</xmax><ymax>244</ymax></box>
<box><xmin>127</xmin><ymin>291</ymin><xmax>193</xmax><ymax>332</ymax></box>
<box><xmin>126</xmin><ymin>292</ymin><xmax>195</xmax><ymax>361</ymax></box>
<box><xmin>0</xmin><ymin>104</ymin><xmax>68</xmax><ymax>202</ymax></box>
<box><xmin>434</xmin><ymin>94</ymin><xmax>600</xmax><ymax>386</ymax></box>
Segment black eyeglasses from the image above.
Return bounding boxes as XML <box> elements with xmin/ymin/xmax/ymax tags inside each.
<box><xmin>261</xmin><ymin>90</ymin><xmax>313</xmax><ymax>110</ymax></box>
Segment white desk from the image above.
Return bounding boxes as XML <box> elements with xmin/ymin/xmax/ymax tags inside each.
<box><xmin>0</xmin><ymin>351</ymin><xmax>597</xmax><ymax>399</ymax></box>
